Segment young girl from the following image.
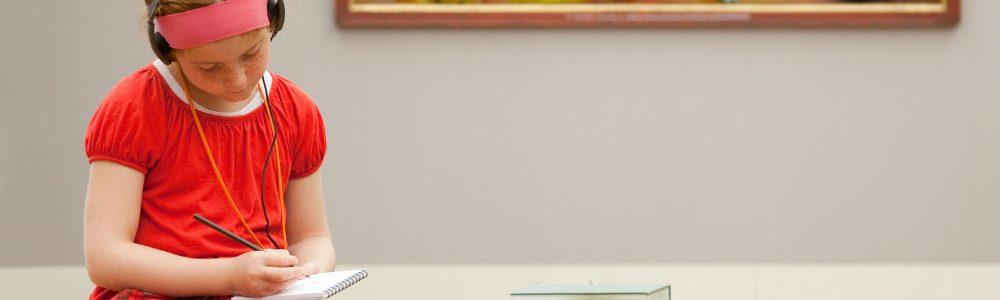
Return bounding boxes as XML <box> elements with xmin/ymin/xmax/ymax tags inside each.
<box><xmin>83</xmin><ymin>0</ymin><xmax>335</xmax><ymax>299</ymax></box>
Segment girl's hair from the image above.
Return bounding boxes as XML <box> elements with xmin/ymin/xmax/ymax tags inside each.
<box><xmin>145</xmin><ymin>0</ymin><xmax>218</xmax><ymax>17</ymax></box>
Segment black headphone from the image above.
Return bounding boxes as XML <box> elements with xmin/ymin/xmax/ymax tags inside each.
<box><xmin>146</xmin><ymin>0</ymin><xmax>285</xmax><ymax>64</ymax></box>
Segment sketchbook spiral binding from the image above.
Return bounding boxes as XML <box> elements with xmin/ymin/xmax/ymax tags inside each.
<box><xmin>323</xmin><ymin>269</ymin><xmax>367</xmax><ymax>297</ymax></box>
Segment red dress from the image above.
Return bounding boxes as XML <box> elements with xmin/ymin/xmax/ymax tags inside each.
<box><xmin>84</xmin><ymin>63</ymin><xmax>327</xmax><ymax>300</ymax></box>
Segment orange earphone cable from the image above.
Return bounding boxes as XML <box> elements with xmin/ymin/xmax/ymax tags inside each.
<box><xmin>177</xmin><ymin>68</ymin><xmax>266</xmax><ymax>249</ymax></box>
<box><xmin>277</xmin><ymin>134</ymin><xmax>287</xmax><ymax>248</ymax></box>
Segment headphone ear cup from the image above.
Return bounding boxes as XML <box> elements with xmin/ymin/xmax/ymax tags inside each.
<box><xmin>152</xmin><ymin>32</ymin><xmax>174</xmax><ymax>64</ymax></box>
<box><xmin>146</xmin><ymin>0</ymin><xmax>174</xmax><ymax>64</ymax></box>
<box><xmin>267</xmin><ymin>0</ymin><xmax>285</xmax><ymax>40</ymax></box>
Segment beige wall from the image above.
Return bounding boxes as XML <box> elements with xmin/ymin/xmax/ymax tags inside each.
<box><xmin>1</xmin><ymin>1</ymin><xmax>999</xmax><ymax>267</ymax></box>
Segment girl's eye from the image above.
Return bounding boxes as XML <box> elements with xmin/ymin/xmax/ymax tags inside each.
<box><xmin>199</xmin><ymin>65</ymin><xmax>218</xmax><ymax>72</ymax></box>
<box><xmin>243</xmin><ymin>51</ymin><xmax>259</xmax><ymax>60</ymax></box>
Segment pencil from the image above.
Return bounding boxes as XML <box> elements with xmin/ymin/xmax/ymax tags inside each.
<box><xmin>194</xmin><ymin>213</ymin><xmax>263</xmax><ymax>251</ymax></box>
<box><xmin>193</xmin><ymin>214</ymin><xmax>311</xmax><ymax>278</ymax></box>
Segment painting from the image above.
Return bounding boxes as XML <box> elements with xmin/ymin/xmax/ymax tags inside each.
<box><xmin>336</xmin><ymin>0</ymin><xmax>959</xmax><ymax>28</ymax></box>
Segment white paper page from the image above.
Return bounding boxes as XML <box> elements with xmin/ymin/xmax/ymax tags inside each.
<box><xmin>233</xmin><ymin>270</ymin><xmax>366</xmax><ymax>300</ymax></box>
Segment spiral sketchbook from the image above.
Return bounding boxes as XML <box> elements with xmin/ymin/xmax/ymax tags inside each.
<box><xmin>233</xmin><ymin>269</ymin><xmax>368</xmax><ymax>300</ymax></box>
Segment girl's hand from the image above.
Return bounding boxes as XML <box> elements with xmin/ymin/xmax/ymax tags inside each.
<box><xmin>297</xmin><ymin>261</ymin><xmax>324</xmax><ymax>276</ymax></box>
<box><xmin>226</xmin><ymin>249</ymin><xmax>310</xmax><ymax>297</ymax></box>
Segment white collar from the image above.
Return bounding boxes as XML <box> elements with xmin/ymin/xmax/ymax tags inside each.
<box><xmin>153</xmin><ymin>59</ymin><xmax>273</xmax><ymax>117</ymax></box>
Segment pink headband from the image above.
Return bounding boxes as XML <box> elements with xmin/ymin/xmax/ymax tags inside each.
<box><xmin>156</xmin><ymin>0</ymin><xmax>270</xmax><ymax>49</ymax></box>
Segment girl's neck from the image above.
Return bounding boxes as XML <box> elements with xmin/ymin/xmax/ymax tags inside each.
<box><xmin>167</xmin><ymin>63</ymin><xmax>252</xmax><ymax>113</ymax></box>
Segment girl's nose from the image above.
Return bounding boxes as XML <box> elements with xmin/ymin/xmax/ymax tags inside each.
<box><xmin>227</xmin><ymin>68</ymin><xmax>249</xmax><ymax>92</ymax></box>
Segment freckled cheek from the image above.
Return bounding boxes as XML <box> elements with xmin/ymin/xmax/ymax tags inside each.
<box><xmin>188</xmin><ymin>73</ymin><xmax>229</xmax><ymax>96</ymax></box>
<box><xmin>247</xmin><ymin>55</ymin><xmax>269</xmax><ymax>83</ymax></box>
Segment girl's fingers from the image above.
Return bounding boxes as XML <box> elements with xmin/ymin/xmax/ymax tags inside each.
<box><xmin>277</xmin><ymin>274</ymin><xmax>303</xmax><ymax>290</ymax></box>
<box><xmin>261</xmin><ymin>278</ymin><xmax>299</xmax><ymax>296</ymax></box>
<box><xmin>263</xmin><ymin>249</ymin><xmax>292</xmax><ymax>256</ymax></box>
<box><xmin>261</xmin><ymin>252</ymin><xmax>298</xmax><ymax>267</ymax></box>
<box><xmin>299</xmin><ymin>261</ymin><xmax>322</xmax><ymax>275</ymax></box>
<box><xmin>263</xmin><ymin>266</ymin><xmax>306</xmax><ymax>282</ymax></box>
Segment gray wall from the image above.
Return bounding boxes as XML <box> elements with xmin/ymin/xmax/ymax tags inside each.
<box><xmin>2</xmin><ymin>0</ymin><xmax>999</xmax><ymax>267</ymax></box>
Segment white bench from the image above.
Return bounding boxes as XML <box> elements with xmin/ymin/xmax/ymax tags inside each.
<box><xmin>3</xmin><ymin>264</ymin><xmax>998</xmax><ymax>299</ymax></box>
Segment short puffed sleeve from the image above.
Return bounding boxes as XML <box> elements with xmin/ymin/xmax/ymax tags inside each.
<box><xmin>84</xmin><ymin>76</ymin><xmax>165</xmax><ymax>174</ymax></box>
<box><xmin>282</xmin><ymin>84</ymin><xmax>327</xmax><ymax>179</ymax></box>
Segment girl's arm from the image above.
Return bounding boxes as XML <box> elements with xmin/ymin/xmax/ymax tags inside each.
<box><xmin>84</xmin><ymin>161</ymin><xmax>307</xmax><ymax>297</ymax></box>
<box><xmin>284</xmin><ymin>170</ymin><xmax>337</xmax><ymax>274</ymax></box>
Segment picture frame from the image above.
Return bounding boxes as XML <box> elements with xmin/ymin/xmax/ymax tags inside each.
<box><xmin>336</xmin><ymin>0</ymin><xmax>960</xmax><ymax>28</ymax></box>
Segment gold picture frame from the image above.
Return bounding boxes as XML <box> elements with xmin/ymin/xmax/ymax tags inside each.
<box><xmin>336</xmin><ymin>0</ymin><xmax>959</xmax><ymax>28</ymax></box>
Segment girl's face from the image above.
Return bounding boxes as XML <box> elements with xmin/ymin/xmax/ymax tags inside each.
<box><xmin>173</xmin><ymin>28</ymin><xmax>271</xmax><ymax>102</ymax></box>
